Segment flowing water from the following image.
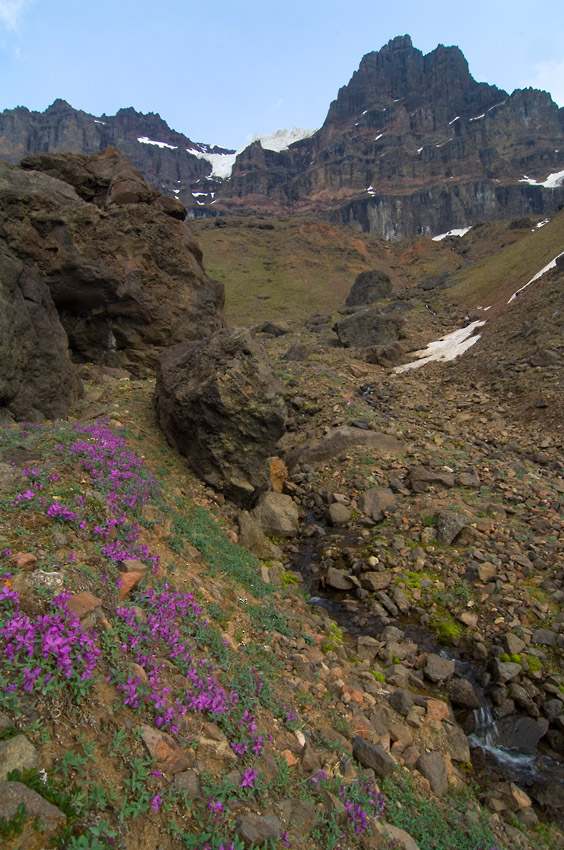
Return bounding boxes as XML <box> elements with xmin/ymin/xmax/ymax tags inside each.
<box><xmin>291</xmin><ymin>519</ymin><xmax>564</xmax><ymax>791</ymax></box>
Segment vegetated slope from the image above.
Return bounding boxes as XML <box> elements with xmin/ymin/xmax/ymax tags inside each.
<box><xmin>189</xmin><ymin>211</ymin><xmax>556</xmax><ymax>329</ymax></box>
<box><xmin>189</xmin><ymin>215</ymin><xmax>470</xmax><ymax>327</ymax></box>
<box><xmin>0</xmin><ymin>371</ymin><xmax>521</xmax><ymax>850</ymax></box>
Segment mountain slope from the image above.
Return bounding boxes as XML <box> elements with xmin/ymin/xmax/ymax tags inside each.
<box><xmin>1</xmin><ymin>36</ymin><xmax>564</xmax><ymax>238</ymax></box>
<box><xmin>214</xmin><ymin>36</ymin><xmax>564</xmax><ymax>237</ymax></box>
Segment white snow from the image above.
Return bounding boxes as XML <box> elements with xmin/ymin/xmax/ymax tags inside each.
<box><xmin>535</xmin><ymin>219</ymin><xmax>550</xmax><ymax>229</ymax></box>
<box><xmin>508</xmin><ymin>250</ymin><xmax>564</xmax><ymax>303</ymax></box>
<box><xmin>519</xmin><ymin>169</ymin><xmax>564</xmax><ymax>188</ymax></box>
<box><xmin>469</xmin><ymin>113</ymin><xmax>486</xmax><ymax>121</ymax></box>
<box><xmin>432</xmin><ymin>227</ymin><xmax>472</xmax><ymax>241</ymax></box>
<box><xmin>448</xmin><ymin>116</ymin><xmax>460</xmax><ymax>124</ymax></box>
<box><xmin>93</xmin><ymin>119</ymin><xmax>107</xmax><ymax>125</ymax></box>
<box><xmin>488</xmin><ymin>100</ymin><xmax>506</xmax><ymax>111</ymax></box>
<box><xmin>137</xmin><ymin>136</ymin><xmax>178</xmax><ymax>150</ymax></box>
<box><xmin>188</xmin><ymin>149</ymin><xmax>238</xmax><ymax>179</ymax></box>
<box><xmin>191</xmin><ymin>192</ymin><xmax>208</xmax><ymax>197</ymax></box>
<box><xmin>248</xmin><ymin>127</ymin><xmax>314</xmax><ymax>152</ymax></box>
<box><xmin>417</xmin><ymin>147</ymin><xmax>424</xmax><ymax>154</ymax></box>
<box><xmin>435</xmin><ymin>138</ymin><xmax>453</xmax><ymax>148</ymax></box>
<box><xmin>395</xmin><ymin>321</ymin><xmax>486</xmax><ymax>373</ymax></box>
<box><xmin>366</xmin><ymin>185</ymin><xmax>376</xmax><ymax>195</ymax></box>
<box><xmin>375</xmin><ymin>133</ymin><xmax>383</xmax><ymax>141</ymax></box>
<box><xmin>188</xmin><ymin>127</ymin><xmax>315</xmax><ymax>180</ymax></box>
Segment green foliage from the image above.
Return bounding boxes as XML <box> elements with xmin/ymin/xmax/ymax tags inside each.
<box><xmin>429</xmin><ymin>609</ymin><xmax>464</xmax><ymax>644</ymax></box>
<box><xmin>322</xmin><ymin>621</ymin><xmax>344</xmax><ymax>653</ymax></box>
<box><xmin>526</xmin><ymin>654</ymin><xmax>543</xmax><ymax>673</ymax></box>
<box><xmin>381</xmin><ymin>772</ymin><xmax>502</xmax><ymax>850</ymax></box>
<box><xmin>247</xmin><ymin>600</ymin><xmax>290</xmax><ymax>636</ymax></box>
<box><xmin>180</xmin><ymin>506</ymin><xmax>272</xmax><ymax>598</ymax></box>
<box><xmin>280</xmin><ymin>570</ymin><xmax>299</xmax><ymax>587</ymax></box>
<box><xmin>0</xmin><ymin>802</ymin><xmax>27</xmax><ymax>839</ymax></box>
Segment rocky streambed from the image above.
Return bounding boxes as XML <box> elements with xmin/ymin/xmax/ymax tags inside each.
<box><xmin>274</xmin><ymin>499</ymin><xmax>564</xmax><ymax>829</ymax></box>
<box><xmin>240</xmin><ymin>342</ymin><xmax>564</xmax><ymax>833</ymax></box>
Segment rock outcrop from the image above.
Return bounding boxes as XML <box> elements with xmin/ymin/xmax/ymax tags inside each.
<box><xmin>0</xmin><ymin>151</ymin><xmax>224</xmax><ymax>375</ymax></box>
<box><xmin>216</xmin><ymin>36</ymin><xmax>564</xmax><ymax>237</ymax></box>
<box><xmin>154</xmin><ymin>328</ymin><xmax>286</xmax><ymax>507</ymax></box>
<box><xmin>0</xmin><ymin>99</ymin><xmax>233</xmax><ymax>215</ymax></box>
<box><xmin>346</xmin><ymin>269</ymin><xmax>393</xmax><ymax>306</ymax></box>
<box><xmin>0</xmin><ymin>243</ymin><xmax>81</xmax><ymax>422</ymax></box>
<box><xmin>2</xmin><ymin>39</ymin><xmax>563</xmax><ymax>239</ymax></box>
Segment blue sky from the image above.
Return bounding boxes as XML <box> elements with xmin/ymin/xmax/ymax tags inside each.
<box><xmin>1</xmin><ymin>0</ymin><xmax>563</xmax><ymax>151</ymax></box>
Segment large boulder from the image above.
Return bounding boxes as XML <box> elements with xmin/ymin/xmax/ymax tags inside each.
<box><xmin>0</xmin><ymin>151</ymin><xmax>224</xmax><ymax>375</ymax></box>
<box><xmin>334</xmin><ymin>307</ymin><xmax>403</xmax><ymax>348</ymax></box>
<box><xmin>154</xmin><ymin>328</ymin><xmax>286</xmax><ymax>507</ymax></box>
<box><xmin>251</xmin><ymin>492</ymin><xmax>299</xmax><ymax>537</ymax></box>
<box><xmin>346</xmin><ymin>269</ymin><xmax>393</xmax><ymax>306</ymax></box>
<box><xmin>0</xmin><ymin>243</ymin><xmax>81</xmax><ymax>421</ymax></box>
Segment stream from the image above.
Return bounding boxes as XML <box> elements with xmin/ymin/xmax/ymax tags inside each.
<box><xmin>288</xmin><ymin>517</ymin><xmax>564</xmax><ymax>797</ymax></box>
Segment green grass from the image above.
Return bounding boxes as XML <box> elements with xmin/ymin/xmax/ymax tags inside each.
<box><xmin>381</xmin><ymin>771</ymin><xmax>502</xmax><ymax>850</ymax></box>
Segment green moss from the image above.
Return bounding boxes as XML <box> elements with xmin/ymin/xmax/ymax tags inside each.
<box><xmin>526</xmin><ymin>654</ymin><xmax>543</xmax><ymax>673</ymax></box>
<box><xmin>429</xmin><ymin>609</ymin><xmax>464</xmax><ymax>644</ymax></box>
<box><xmin>322</xmin><ymin>621</ymin><xmax>344</xmax><ymax>653</ymax></box>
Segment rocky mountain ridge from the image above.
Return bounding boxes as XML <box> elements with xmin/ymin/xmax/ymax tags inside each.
<box><xmin>2</xmin><ymin>36</ymin><xmax>563</xmax><ymax>238</ymax></box>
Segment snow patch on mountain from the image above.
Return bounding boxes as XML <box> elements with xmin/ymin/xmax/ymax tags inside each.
<box><xmin>249</xmin><ymin>127</ymin><xmax>314</xmax><ymax>152</ymax></box>
<box><xmin>137</xmin><ymin>136</ymin><xmax>178</xmax><ymax>150</ymax></box>
<box><xmin>432</xmin><ymin>227</ymin><xmax>472</xmax><ymax>241</ymax></box>
<box><xmin>508</xmin><ymin>250</ymin><xmax>564</xmax><ymax>303</ymax></box>
<box><xmin>519</xmin><ymin>169</ymin><xmax>564</xmax><ymax>188</ymax></box>
<box><xmin>395</xmin><ymin>320</ymin><xmax>485</xmax><ymax>373</ymax></box>
<box><xmin>188</xmin><ymin>128</ymin><xmax>315</xmax><ymax>179</ymax></box>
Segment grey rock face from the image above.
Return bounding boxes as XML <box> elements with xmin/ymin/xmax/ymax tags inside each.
<box><xmin>236</xmin><ymin>813</ymin><xmax>283</xmax><ymax>846</ymax></box>
<box><xmin>358</xmin><ymin>486</ymin><xmax>396</xmax><ymax>521</ymax></box>
<box><xmin>251</xmin><ymin>492</ymin><xmax>299</xmax><ymax>538</ymax></box>
<box><xmin>346</xmin><ymin>269</ymin><xmax>393</xmax><ymax>306</ymax></box>
<box><xmin>416</xmin><ymin>751</ymin><xmax>449</xmax><ymax>796</ymax></box>
<box><xmin>424</xmin><ymin>654</ymin><xmax>455</xmax><ymax>683</ymax></box>
<box><xmin>408</xmin><ymin>466</ymin><xmax>456</xmax><ymax>492</ymax></box>
<box><xmin>435</xmin><ymin>512</ymin><xmax>468</xmax><ymax>545</ymax></box>
<box><xmin>352</xmin><ymin>736</ymin><xmax>395</xmax><ymax>777</ymax></box>
<box><xmin>334</xmin><ymin>307</ymin><xmax>403</xmax><ymax>348</ymax></box>
<box><xmin>0</xmin><ymin>243</ymin><xmax>81</xmax><ymax>421</ymax></box>
<box><xmin>0</xmin><ymin>780</ymin><xmax>66</xmax><ymax>826</ymax></box>
<box><xmin>446</xmin><ymin>678</ymin><xmax>480</xmax><ymax>710</ymax></box>
<box><xmin>154</xmin><ymin>327</ymin><xmax>286</xmax><ymax>507</ymax></box>
<box><xmin>0</xmin><ymin>735</ymin><xmax>38</xmax><ymax>781</ymax></box>
<box><xmin>0</xmin><ymin>152</ymin><xmax>224</xmax><ymax>376</ymax></box>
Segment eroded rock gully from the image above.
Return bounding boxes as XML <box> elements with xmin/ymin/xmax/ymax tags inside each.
<box><xmin>252</xmin><ymin>331</ymin><xmax>564</xmax><ymax>829</ymax></box>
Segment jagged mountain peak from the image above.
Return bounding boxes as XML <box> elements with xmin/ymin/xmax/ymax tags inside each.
<box><xmin>1</xmin><ymin>35</ymin><xmax>563</xmax><ymax>236</ymax></box>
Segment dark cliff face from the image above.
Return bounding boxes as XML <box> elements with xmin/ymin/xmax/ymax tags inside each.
<box><xmin>216</xmin><ymin>35</ymin><xmax>564</xmax><ymax>237</ymax></box>
<box><xmin>2</xmin><ymin>37</ymin><xmax>564</xmax><ymax>239</ymax></box>
<box><xmin>0</xmin><ymin>99</ymin><xmax>233</xmax><ymax>216</ymax></box>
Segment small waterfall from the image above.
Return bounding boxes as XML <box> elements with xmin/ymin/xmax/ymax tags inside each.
<box><xmin>472</xmin><ymin>706</ymin><xmax>501</xmax><ymax>749</ymax></box>
<box><xmin>469</xmin><ymin>707</ymin><xmax>536</xmax><ymax>774</ymax></box>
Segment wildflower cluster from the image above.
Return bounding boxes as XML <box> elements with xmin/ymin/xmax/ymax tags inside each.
<box><xmin>5</xmin><ymin>419</ymin><xmax>162</xmax><ymax>574</ymax></box>
<box><xmin>0</xmin><ymin>584</ymin><xmax>100</xmax><ymax>705</ymax></box>
<box><xmin>67</xmin><ymin>421</ymin><xmax>161</xmax><ymax>571</ymax></box>
<box><xmin>112</xmin><ymin>586</ymin><xmax>267</xmax><ymax>765</ymax></box>
<box><xmin>339</xmin><ymin>775</ymin><xmax>385</xmax><ymax>835</ymax></box>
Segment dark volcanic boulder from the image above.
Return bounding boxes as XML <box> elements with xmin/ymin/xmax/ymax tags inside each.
<box><xmin>0</xmin><ymin>243</ymin><xmax>81</xmax><ymax>421</ymax></box>
<box><xmin>346</xmin><ymin>269</ymin><xmax>392</xmax><ymax>306</ymax></box>
<box><xmin>334</xmin><ymin>307</ymin><xmax>403</xmax><ymax>348</ymax></box>
<box><xmin>0</xmin><ymin>152</ymin><xmax>224</xmax><ymax>375</ymax></box>
<box><xmin>154</xmin><ymin>328</ymin><xmax>286</xmax><ymax>507</ymax></box>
